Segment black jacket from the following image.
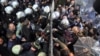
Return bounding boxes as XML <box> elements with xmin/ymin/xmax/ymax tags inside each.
<box><xmin>67</xmin><ymin>33</ymin><xmax>78</xmax><ymax>53</ymax></box>
<box><xmin>0</xmin><ymin>45</ymin><xmax>11</xmax><ymax>56</ymax></box>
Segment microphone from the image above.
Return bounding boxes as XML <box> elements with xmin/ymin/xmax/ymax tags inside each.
<box><xmin>93</xmin><ymin>0</ymin><xmax>100</xmax><ymax>14</ymax></box>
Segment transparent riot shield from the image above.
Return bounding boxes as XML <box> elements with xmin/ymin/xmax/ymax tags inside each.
<box><xmin>74</xmin><ymin>36</ymin><xmax>96</xmax><ymax>56</ymax></box>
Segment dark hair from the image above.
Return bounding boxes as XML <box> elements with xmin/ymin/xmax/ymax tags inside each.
<box><xmin>61</xmin><ymin>50</ymin><xmax>69</xmax><ymax>56</ymax></box>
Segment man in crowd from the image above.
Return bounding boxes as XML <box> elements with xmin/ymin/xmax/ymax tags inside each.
<box><xmin>0</xmin><ymin>0</ymin><xmax>99</xmax><ymax>56</ymax></box>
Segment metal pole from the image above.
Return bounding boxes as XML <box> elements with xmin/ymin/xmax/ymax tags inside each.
<box><xmin>49</xmin><ymin>0</ymin><xmax>54</xmax><ymax>56</ymax></box>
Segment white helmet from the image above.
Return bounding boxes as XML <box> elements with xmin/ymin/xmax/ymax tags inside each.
<box><xmin>43</xmin><ymin>6</ymin><xmax>50</xmax><ymax>13</ymax></box>
<box><xmin>0</xmin><ymin>0</ymin><xmax>7</xmax><ymax>4</ymax></box>
<box><xmin>16</xmin><ymin>11</ymin><xmax>26</xmax><ymax>19</ymax></box>
<box><xmin>51</xmin><ymin>12</ymin><xmax>56</xmax><ymax>19</ymax></box>
<box><xmin>61</xmin><ymin>16</ymin><xmax>69</xmax><ymax>26</ymax></box>
<box><xmin>32</xmin><ymin>4</ymin><xmax>39</xmax><ymax>12</ymax></box>
<box><xmin>11</xmin><ymin>1</ymin><xmax>19</xmax><ymax>8</ymax></box>
<box><xmin>12</xmin><ymin>45</ymin><xmax>22</xmax><ymax>55</ymax></box>
<box><xmin>38</xmin><ymin>52</ymin><xmax>46</xmax><ymax>56</ymax></box>
<box><xmin>54</xmin><ymin>11</ymin><xmax>60</xmax><ymax>18</ymax></box>
<box><xmin>24</xmin><ymin>8</ymin><xmax>33</xmax><ymax>15</ymax></box>
<box><xmin>5</xmin><ymin>6</ymin><xmax>14</xmax><ymax>14</ymax></box>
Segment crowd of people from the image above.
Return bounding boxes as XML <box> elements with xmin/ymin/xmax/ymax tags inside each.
<box><xmin>0</xmin><ymin>0</ymin><xmax>100</xmax><ymax>56</ymax></box>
